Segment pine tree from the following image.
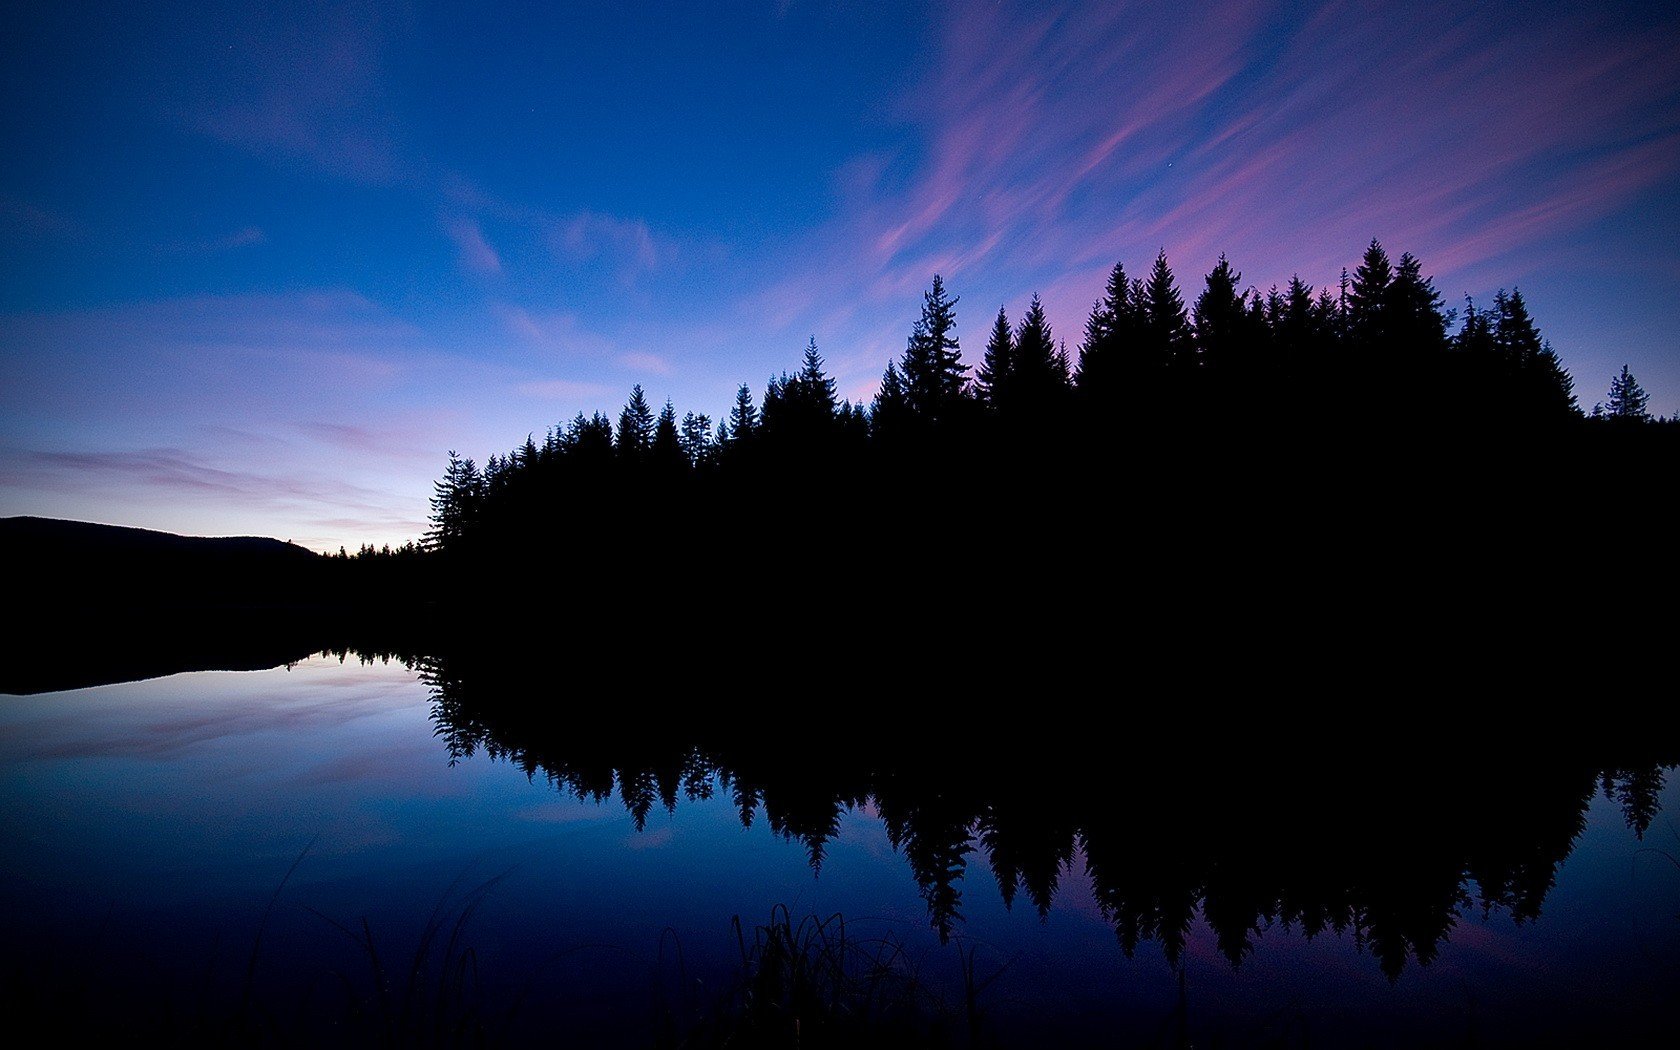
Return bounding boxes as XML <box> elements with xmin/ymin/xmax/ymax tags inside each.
<box><xmin>425</xmin><ymin>450</ymin><xmax>481</xmax><ymax>552</ymax></box>
<box><xmin>1346</xmin><ymin>239</ymin><xmax>1393</xmax><ymax>355</ymax></box>
<box><xmin>1192</xmin><ymin>254</ymin><xmax>1249</xmax><ymax>372</ymax></box>
<box><xmin>1492</xmin><ymin>289</ymin><xmax>1578</xmax><ymax>420</ymax></box>
<box><xmin>976</xmin><ymin>306</ymin><xmax>1014</xmax><ymax>408</ymax></box>
<box><xmin>1603</xmin><ymin>365</ymin><xmax>1650</xmax><ymax>421</ymax></box>
<box><xmin>1010</xmin><ymin>293</ymin><xmax>1069</xmax><ymax>411</ymax></box>
<box><xmin>652</xmin><ymin>399</ymin><xmax>683</xmax><ymax>471</ymax></box>
<box><xmin>1532</xmin><ymin>341</ymin><xmax>1579</xmax><ymax>419</ymax></box>
<box><xmin>727</xmin><ymin>383</ymin><xmax>758</xmax><ymax>445</ymax></box>
<box><xmin>900</xmin><ymin>275</ymin><xmax>967</xmax><ymax>422</ymax></box>
<box><xmin>1493</xmin><ymin>289</ymin><xmax>1542</xmax><ymax>370</ymax></box>
<box><xmin>797</xmin><ymin>336</ymin><xmax>839</xmax><ymax>420</ymax></box>
<box><xmin>1385</xmin><ymin>252</ymin><xmax>1449</xmax><ymax>354</ymax></box>
<box><xmin>680</xmin><ymin>411</ymin><xmax>713</xmax><ymax>468</ymax></box>
<box><xmin>1075</xmin><ymin>261</ymin><xmax>1134</xmax><ymax>399</ymax></box>
<box><xmin>1140</xmin><ymin>250</ymin><xmax>1191</xmax><ymax>370</ymax></box>
<box><xmin>871</xmin><ymin>359</ymin><xmax>910</xmax><ymax>439</ymax></box>
<box><xmin>616</xmin><ymin>384</ymin><xmax>655</xmax><ymax>461</ymax></box>
<box><xmin>1455</xmin><ymin>296</ymin><xmax>1496</xmax><ymax>356</ymax></box>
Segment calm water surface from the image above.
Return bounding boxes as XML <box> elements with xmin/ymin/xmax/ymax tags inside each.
<box><xmin>2</xmin><ymin>654</ymin><xmax>1676</xmax><ymax>1047</ymax></box>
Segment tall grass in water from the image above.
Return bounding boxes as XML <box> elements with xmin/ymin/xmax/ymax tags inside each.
<box><xmin>664</xmin><ymin>904</ymin><xmax>1012</xmax><ymax>1049</ymax></box>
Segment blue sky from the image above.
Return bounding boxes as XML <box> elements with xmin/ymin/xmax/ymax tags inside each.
<box><xmin>3</xmin><ymin>0</ymin><xmax>1677</xmax><ymax>548</ymax></box>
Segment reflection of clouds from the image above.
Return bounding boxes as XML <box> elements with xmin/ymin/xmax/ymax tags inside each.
<box><xmin>515</xmin><ymin>802</ymin><xmax>620</xmax><ymax>825</ymax></box>
<box><xmin>625</xmin><ymin>826</ymin><xmax>675</xmax><ymax>851</ymax></box>
<box><xmin>9</xmin><ymin>659</ymin><xmax>426</xmax><ymax>762</ymax></box>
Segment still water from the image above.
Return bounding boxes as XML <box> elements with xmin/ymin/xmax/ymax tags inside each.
<box><xmin>2</xmin><ymin>653</ymin><xmax>1676</xmax><ymax>1047</ymax></box>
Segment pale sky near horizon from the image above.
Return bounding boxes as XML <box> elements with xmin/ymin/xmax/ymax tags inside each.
<box><xmin>3</xmin><ymin>0</ymin><xmax>1677</xmax><ymax>549</ymax></box>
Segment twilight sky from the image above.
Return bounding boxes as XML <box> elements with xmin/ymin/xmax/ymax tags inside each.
<box><xmin>3</xmin><ymin>0</ymin><xmax>1677</xmax><ymax>549</ymax></box>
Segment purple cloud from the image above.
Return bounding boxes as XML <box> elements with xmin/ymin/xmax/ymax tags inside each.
<box><xmin>445</xmin><ymin>218</ymin><xmax>503</xmax><ymax>275</ymax></box>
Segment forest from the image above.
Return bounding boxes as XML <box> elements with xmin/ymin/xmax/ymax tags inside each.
<box><xmin>330</xmin><ymin>239</ymin><xmax>1674</xmax><ymax>606</ymax></box>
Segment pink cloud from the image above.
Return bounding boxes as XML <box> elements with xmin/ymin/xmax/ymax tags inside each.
<box><xmin>618</xmin><ymin>351</ymin><xmax>674</xmax><ymax>377</ymax></box>
<box><xmin>516</xmin><ymin>378</ymin><xmax>616</xmax><ymax>400</ymax></box>
<box><xmin>445</xmin><ymin>218</ymin><xmax>503</xmax><ymax>275</ymax></box>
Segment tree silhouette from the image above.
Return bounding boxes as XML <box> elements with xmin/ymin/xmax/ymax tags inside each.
<box><xmin>976</xmin><ymin>306</ymin><xmax>1014</xmax><ymax>409</ymax></box>
<box><xmin>1601</xmin><ymin>365</ymin><xmax>1651</xmax><ymax>421</ymax></box>
<box><xmin>1192</xmin><ymin>254</ymin><xmax>1250</xmax><ymax>373</ymax></box>
<box><xmin>426</xmin><ymin>450</ymin><xmax>481</xmax><ymax>551</ymax></box>
<box><xmin>900</xmin><ymin>275</ymin><xmax>968</xmax><ymax>424</ymax></box>
<box><xmin>1346</xmin><ymin>239</ymin><xmax>1394</xmax><ymax>357</ymax></box>
<box><xmin>616</xmin><ymin>384</ymin><xmax>655</xmax><ymax>462</ymax></box>
<box><xmin>1075</xmin><ymin>261</ymin><xmax>1135</xmax><ymax>401</ymax></box>
<box><xmin>1140</xmin><ymin>250</ymin><xmax>1191</xmax><ymax>372</ymax></box>
<box><xmin>1009</xmin><ymin>293</ymin><xmax>1070</xmax><ymax>414</ymax></box>
<box><xmin>727</xmin><ymin>383</ymin><xmax>759</xmax><ymax>447</ymax></box>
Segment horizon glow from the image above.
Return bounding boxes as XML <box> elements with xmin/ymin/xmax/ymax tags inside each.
<box><xmin>3</xmin><ymin>0</ymin><xmax>1677</xmax><ymax>549</ymax></box>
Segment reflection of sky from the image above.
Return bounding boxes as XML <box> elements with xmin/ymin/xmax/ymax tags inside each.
<box><xmin>2</xmin><ymin>2</ymin><xmax>1678</xmax><ymax>549</ymax></box>
<box><xmin>1</xmin><ymin>658</ymin><xmax>1676</xmax><ymax>1045</ymax></box>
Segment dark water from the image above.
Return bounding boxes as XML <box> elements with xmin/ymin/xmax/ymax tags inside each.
<box><xmin>2</xmin><ymin>654</ymin><xmax>1676</xmax><ymax>1047</ymax></box>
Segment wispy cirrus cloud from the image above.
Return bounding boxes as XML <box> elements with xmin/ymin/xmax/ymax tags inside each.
<box><xmin>444</xmin><ymin>217</ymin><xmax>503</xmax><ymax>275</ymax></box>
<box><xmin>742</xmin><ymin>0</ymin><xmax>1680</xmax><ymax>407</ymax></box>
<box><xmin>617</xmin><ymin>351</ymin><xmax>674</xmax><ymax>377</ymax></box>
<box><xmin>552</xmin><ymin>211</ymin><xmax>662</xmax><ymax>271</ymax></box>
<box><xmin>186</xmin><ymin>0</ymin><xmax>404</xmax><ymax>183</ymax></box>
<box><xmin>516</xmin><ymin>378</ymin><xmax>616</xmax><ymax>401</ymax></box>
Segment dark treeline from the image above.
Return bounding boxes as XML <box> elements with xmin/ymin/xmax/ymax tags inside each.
<box><xmin>385</xmin><ymin>641</ymin><xmax>1675</xmax><ymax>981</ymax></box>
<box><xmin>416</xmin><ymin>240</ymin><xmax>1675</xmax><ymax>602</ymax></box>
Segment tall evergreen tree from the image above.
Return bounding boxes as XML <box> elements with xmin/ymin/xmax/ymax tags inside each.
<box><xmin>976</xmin><ymin>306</ymin><xmax>1014</xmax><ymax>408</ymax></box>
<box><xmin>1493</xmin><ymin>288</ymin><xmax>1578</xmax><ymax>419</ymax></box>
<box><xmin>1192</xmin><ymin>254</ymin><xmax>1250</xmax><ymax>372</ymax></box>
<box><xmin>652</xmin><ymin>399</ymin><xmax>683</xmax><ymax>471</ymax></box>
<box><xmin>1010</xmin><ymin>294</ymin><xmax>1069</xmax><ymax>411</ymax></box>
<box><xmin>1455</xmin><ymin>296</ymin><xmax>1496</xmax><ymax>356</ymax></box>
<box><xmin>1386</xmin><ymin>252</ymin><xmax>1449</xmax><ymax>354</ymax></box>
<box><xmin>796</xmin><ymin>336</ymin><xmax>839</xmax><ymax>420</ymax></box>
<box><xmin>1140</xmin><ymin>250</ymin><xmax>1191</xmax><ymax>370</ymax></box>
<box><xmin>1346</xmin><ymin>239</ymin><xmax>1393</xmax><ymax>355</ymax></box>
<box><xmin>727</xmin><ymin>383</ymin><xmax>758</xmax><ymax>445</ymax></box>
<box><xmin>900</xmin><ymin>275</ymin><xmax>968</xmax><ymax>422</ymax></box>
<box><xmin>425</xmin><ymin>450</ymin><xmax>481</xmax><ymax>552</ymax></box>
<box><xmin>1075</xmin><ymin>261</ymin><xmax>1135</xmax><ymax>398</ymax></box>
<box><xmin>1492</xmin><ymin>289</ymin><xmax>1542</xmax><ymax>369</ymax></box>
<box><xmin>1602</xmin><ymin>365</ymin><xmax>1650</xmax><ymax>421</ymax></box>
<box><xmin>871</xmin><ymin>359</ymin><xmax>911</xmax><ymax>439</ymax></box>
<box><xmin>616</xmin><ymin>384</ymin><xmax>655</xmax><ymax>461</ymax></box>
<box><xmin>679</xmin><ymin>411</ymin><xmax>713</xmax><ymax>468</ymax></box>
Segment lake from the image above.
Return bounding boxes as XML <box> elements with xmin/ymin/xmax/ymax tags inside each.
<box><xmin>2</xmin><ymin>652</ymin><xmax>1676</xmax><ymax>1047</ymax></box>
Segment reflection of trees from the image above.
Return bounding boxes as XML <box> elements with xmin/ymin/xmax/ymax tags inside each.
<box><xmin>406</xmin><ymin>649</ymin><xmax>1673</xmax><ymax>979</ymax></box>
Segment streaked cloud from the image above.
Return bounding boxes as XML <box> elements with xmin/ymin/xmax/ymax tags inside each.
<box><xmin>445</xmin><ymin>218</ymin><xmax>503</xmax><ymax>275</ymax></box>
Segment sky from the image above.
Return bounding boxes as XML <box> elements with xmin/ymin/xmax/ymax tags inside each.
<box><xmin>2</xmin><ymin>0</ymin><xmax>1677</xmax><ymax>550</ymax></box>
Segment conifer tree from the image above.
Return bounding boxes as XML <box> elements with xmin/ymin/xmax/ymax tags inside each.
<box><xmin>616</xmin><ymin>384</ymin><xmax>655</xmax><ymax>461</ymax></box>
<box><xmin>426</xmin><ymin>450</ymin><xmax>481</xmax><ymax>552</ymax></box>
<box><xmin>1386</xmin><ymin>252</ymin><xmax>1449</xmax><ymax>354</ymax></box>
<box><xmin>1346</xmin><ymin>240</ymin><xmax>1393</xmax><ymax>355</ymax></box>
<box><xmin>727</xmin><ymin>383</ymin><xmax>758</xmax><ymax>445</ymax></box>
<box><xmin>1140</xmin><ymin>250</ymin><xmax>1191</xmax><ymax>370</ymax></box>
<box><xmin>1192</xmin><ymin>254</ymin><xmax>1249</xmax><ymax>372</ymax></box>
<box><xmin>1493</xmin><ymin>289</ymin><xmax>1542</xmax><ymax>369</ymax></box>
<box><xmin>900</xmin><ymin>275</ymin><xmax>967</xmax><ymax>422</ymax></box>
<box><xmin>652</xmin><ymin>399</ymin><xmax>683</xmax><ymax>471</ymax></box>
<box><xmin>871</xmin><ymin>360</ymin><xmax>910</xmax><ymax>438</ymax></box>
<box><xmin>1075</xmin><ymin>261</ymin><xmax>1135</xmax><ymax>398</ymax></box>
<box><xmin>1010</xmin><ymin>294</ymin><xmax>1069</xmax><ymax>411</ymax></box>
<box><xmin>1455</xmin><ymin>296</ymin><xmax>1496</xmax><ymax>356</ymax></box>
<box><xmin>1603</xmin><ymin>365</ymin><xmax>1650</xmax><ymax>421</ymax></box>
<box><xmin>977</xmin><ymin>306</ymin><xmax>1014</xmax><ymax>408</ymax></box>
<box><xmin>680</xmin><ymin>411</ymin><xmax>713</xmax><ymax>467</ymax></box>
<box><xmin>797</xmin><ymin>336</ymin><xmax>839</xmax><ymax>420</ymax></box>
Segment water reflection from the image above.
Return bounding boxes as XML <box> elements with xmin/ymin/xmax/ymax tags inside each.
<box><xmin>400</xmin><ymin>646</ymin><xmax>1675</xmax><ymax>980</ymax></box>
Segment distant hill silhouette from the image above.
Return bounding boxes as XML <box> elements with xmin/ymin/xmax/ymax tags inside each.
<box><xmin>0</xmin><ymin>517</ymin><xmax>430</xmax><ymax>694</ymax></box>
